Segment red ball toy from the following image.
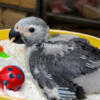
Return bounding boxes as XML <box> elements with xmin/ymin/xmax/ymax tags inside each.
<box><xmin>0</xmin><ymin>65</ymin><xmax>25</xmax><ymax>91</ymax></box>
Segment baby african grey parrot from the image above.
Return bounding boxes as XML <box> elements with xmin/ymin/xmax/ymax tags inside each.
<box><xmin>9</xmin><ymin>17</ymin><xmax>100</xmax><ymax>100</ymax></box>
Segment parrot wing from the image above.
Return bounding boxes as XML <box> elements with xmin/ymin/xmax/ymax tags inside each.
<box><xmin>43</xmin><ymin>37</ymin><xmax>100</xmax><ymax>82</ymax></box>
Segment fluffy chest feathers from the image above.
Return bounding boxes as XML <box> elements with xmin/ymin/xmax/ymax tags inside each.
<box><xmin>27</xmin><ymin>41</ymin><xmax>76</xmax><ymax>57</ymax></box>
<box><xmin>43</xmin><ymin>42</ymin><xmax>75</xmax><ymax>56</ymax></box>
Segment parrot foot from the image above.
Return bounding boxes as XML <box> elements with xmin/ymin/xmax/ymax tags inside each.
<box><xmin>57</xmin><ymin>86</ymin><xmax>76</xmax><ymax>100</ymax></box>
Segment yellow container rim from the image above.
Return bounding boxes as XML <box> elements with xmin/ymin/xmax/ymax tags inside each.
<box><xmin>0</xmin><ymin>29</ymin><xmax>100</xmax><ymax>48</ymax></box>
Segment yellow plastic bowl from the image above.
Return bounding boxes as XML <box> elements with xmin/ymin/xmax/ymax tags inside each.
<box><xmin>0</xmin><ymin>29</ymin><xmax>100</xmax><ymax>99</ymax></box>
<box><xmin>0</xmin><ymin>29</ymin><xmax>100</xmax><ymax>48</ymax></box>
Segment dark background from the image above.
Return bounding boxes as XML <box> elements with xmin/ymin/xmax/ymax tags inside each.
<box><xmin>0</xmin><ymin>0</ymin><xmax>99</xmax><ymax>37</ymax></box>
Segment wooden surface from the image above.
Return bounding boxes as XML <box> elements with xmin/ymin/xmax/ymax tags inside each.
<box><xmin>0</xmin><ymin>0</ymin><xmax>36</xmax><ymax>9</ymax></box>
<box><xmin>20</xmin><ymin>0</ymin><xmax>36</xmax><ymax>9</ymax></box>
<box><xmin>0</xmin><ymin>3</ymin><xmax>36</xmax><ymax>13</ymax></box>
<box><xmin>2</xmin><ymin>9</ymin><xmax>27</xmax><ymax>28</ymax></box>
<box><xmin>0</xmin><ymin>0</ymin><xmax>20</xmax><ymax>6</ymax></box>
<box><xmin>0</xmin><ymin>8</ymin><xmax>2</xmax><ymax>22</ymax></box>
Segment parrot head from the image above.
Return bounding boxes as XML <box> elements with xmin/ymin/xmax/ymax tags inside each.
<box><xmin>9</xmin><ymin>17</ymin><xmax>49</xmax><ymax>46</ymax></box>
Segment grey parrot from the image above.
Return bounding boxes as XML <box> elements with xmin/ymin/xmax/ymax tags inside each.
<box><xmin>9</xmin><ymin>17</ymin><xmax>100</xmax><ymax>100</ymax></box>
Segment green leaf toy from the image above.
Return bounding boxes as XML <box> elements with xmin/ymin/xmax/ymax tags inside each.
<box><xmin>0</xmin><ymin>45</ymin><xmax>10</xmax><ymax>58</ymax></box>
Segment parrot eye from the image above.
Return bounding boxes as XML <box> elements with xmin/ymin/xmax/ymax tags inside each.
<box><xmin>15</xmin><ymin>26</ymin><xmax>19</xmax><ymax>31</ymax></box>
<box><xmin>16</xmin><ymin>26</ymin><xmax>18</xmax><ymax>29</ymax></box>
<box><xmin>29</xmin><ymin>27</ymin><xmax>35</xmax><ymax>32</ymax></box>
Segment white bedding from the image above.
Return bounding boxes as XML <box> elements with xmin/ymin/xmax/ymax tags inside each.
<box><xmin>0</xmin><ymin>40</ymin><xmax>100</xmax><ymax>100</ymax></box>
<box><xmin>0</xmin><ymin>40</ymin><xmax>46</xmax><ymax>100</ymax></box>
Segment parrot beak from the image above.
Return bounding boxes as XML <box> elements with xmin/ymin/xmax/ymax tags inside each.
<box><xmin>9</xmin><ymin>27</ymin><xmax>24</xmax><ymax>44</ymax></box>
